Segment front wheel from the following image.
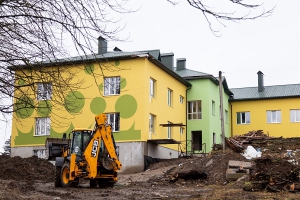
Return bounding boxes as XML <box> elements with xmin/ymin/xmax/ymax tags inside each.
<box><xmin>61</xmin><ymin>162</ymin><xmax>71</xmax><ymax>187</ymax></box>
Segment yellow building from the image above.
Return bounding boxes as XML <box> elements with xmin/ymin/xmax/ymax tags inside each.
<box><xmin>11</xmin><ymin>37</ymin><xmax>191</xmax><ymax>173</ymax></box>
<box><xmin>230</xmin><ymin>71</ymin><xmax>300</xmax><ymax>137</ymax></box>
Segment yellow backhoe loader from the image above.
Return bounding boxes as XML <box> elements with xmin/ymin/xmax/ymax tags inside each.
<box><xmin>46</xmin><ymin>114</ymin><xmax>122</xmax><ymax>188</ymax></box>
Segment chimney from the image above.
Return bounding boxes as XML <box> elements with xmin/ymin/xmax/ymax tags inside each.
<box><xmin>257</xmin><ymin>71</ymin><xmax>264</xmax><ymax>92</ymax></box>
<box><xmin>176</xmin><ymin>58</ymin><xmax>186</xmax><ymax>71</ymax></box>
<box><xmin>98</xmin><ymin>36</ymin><xmax>107</xmax><ymax>55</ymax></box>
<box><xmin>161</xmin><ymin>53</ymin><xmax>174</xmax><ymax>71</ymax></box>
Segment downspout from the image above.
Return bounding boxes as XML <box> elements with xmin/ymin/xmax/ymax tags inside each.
<box><xmin>186</xmin><ymin>85</ymin><xmax>192</xmax><ymax>156</ymax></box>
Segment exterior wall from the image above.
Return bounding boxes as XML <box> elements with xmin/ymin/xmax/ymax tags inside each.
<box><xmin>231</xmin><ymin>98</ymin><xmax>300</xmax><ymax>137</ymax></box>
<box><xmin>147</xmin><ymin>143</ymin><xmax>180</xmax><ymax>159</ymax></box>
<box><xmin>186</xmin><ymin>79</ymin><xmax>231</xmax><ymax>153</ymax></box>
<box><xmin>116</xmin><ymin>142</ymin><xmax>146</xmax><ymax>174</ymax></box>
<box><xmin>11</xmin><ymin>57</ymin><xmax>188</xmax><ymax>160</ymax></box>
<box><xmin>144</xmin><ymin>59</ymin><xmax>187</xmax><ymax>150</ymax></box>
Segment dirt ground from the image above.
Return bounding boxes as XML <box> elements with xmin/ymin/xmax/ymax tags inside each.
<box><xmin>0</xmin><ymin>150</ymin><xmax>300</xmax><ymax>200</ymax></box>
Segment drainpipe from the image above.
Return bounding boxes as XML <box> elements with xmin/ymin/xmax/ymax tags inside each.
<box><xmin>185</xmin><ymin>85</ymin><xmax>192</xmax><ymax>156</ymax></box>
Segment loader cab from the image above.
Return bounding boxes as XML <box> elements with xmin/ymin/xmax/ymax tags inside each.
<box><xmin>70</xmin><ymin>129</ymin><xmax>93</xmax><ymax>158</ymax></box>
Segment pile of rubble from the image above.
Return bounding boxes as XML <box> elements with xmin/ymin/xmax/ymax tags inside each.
<box><xmin>226</xmin><ymin>130</ymin><xmax>272</xmax><ymax>153</ymax></box>
<box><xmin>251</xmin><ymin>156</ymin><xmax>300</xmax><ymax>192</ymax></box>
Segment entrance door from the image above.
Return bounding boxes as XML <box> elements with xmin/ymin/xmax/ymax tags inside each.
<box><xmin>192</xmin><ymin>131</ymin><xmax>202</xmax><ymax>151</ymax></box>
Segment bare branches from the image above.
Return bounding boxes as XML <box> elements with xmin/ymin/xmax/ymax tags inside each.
<box><xmin>184</xmin><ymin>0</ymin><xmax>274</xmax><ymax>34</ymax></box>
<box><xmin>0</xmin><ymin>0</ymin><xmax>130</xmax><ymax>117</ymax></box>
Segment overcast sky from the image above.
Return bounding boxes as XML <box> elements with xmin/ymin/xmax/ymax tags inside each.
<box><xmin>1</xmin><ymin>0</ymin><xmax>299</xmax><ymax>152</ymax></box>
<box><xmin>107</xmin><ymin>0</ymin><xmax>300</xmax><ymax>89</ymax></box>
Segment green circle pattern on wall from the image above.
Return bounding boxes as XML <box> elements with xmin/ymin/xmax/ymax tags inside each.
<box><xmin>18</xmin><ymin>79</ymin><xmax>25</xmax><ymax>86</ymax></box>
<box><xmin>120</xmin><ymin>78</ymin><xmax>127</xmax><ymax>89</ymax></box>
<box><xmin>64</xmin><ymin>91</ymin><xmax>85</xmax><ymax>114</ymax></box>
<box><xmin>84</xmin><ymin>64</ymin><xmax>94</xmax><ymax>75</ymax></box>
<box><xmin>115</xmin><ymin>60</ymin><xmax>120</xmax><ymax>66</ymax></box>
<box><xmin>98</xmin><ymin>83</ymin><xmax>103</xmax><ymax>91</ymax></box>
<box><xmin>115</xmin><ymin>95</ymin><xmax>137</xmax><ymax>119</ymax></box>
<box><xmin>37</xmin><ymin>100</ymin><xmax>52</xmax><ymax>117</ymax></box>
<box><xmin>90</xmin><ymin>97</ymin><xmax>106</xmax><ymax>115</ymax></box>
<box><xmin>15</xmin><ymin>96</ymin><xmax>34</xmax><ymax>119</ymax></box>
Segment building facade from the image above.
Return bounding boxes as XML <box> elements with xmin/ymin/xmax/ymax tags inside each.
<box><xmin>11</xmin><ymin>37</ymin><xmax>191</xmax><ymax>173</ymax></box>
<box><xmin>230</xmin><ymin>71</ymin><xmax>300</xmax><ymax>137</ymax></box>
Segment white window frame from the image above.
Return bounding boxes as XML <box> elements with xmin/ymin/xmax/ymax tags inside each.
<box><xmin>167</xmin><ymin>121</ymin><xmax>172</xmax><ymax>139</ymax></box>
<box><xmin>149</xmin><ymin>114</ymin><xmax>155</xmax><ymax>134</ymax></box>
<box><xmin>290</xmin><ymin>109</ymin><xmax>300</xmax><ymax>122</ymax></box>
<box><xmin>35</xmin><ymin>117</ymin><xmax>51</xmax><ymax>136</ymax></box>
<box><xmin>167</xmin><ymin>88</ymin><xmax>173</xmax><ymax>106</ymax></box>
<box><xmin>187</xmin><ymin>100</ymin><xmax>202</xmax><ymax>120</ymax></box>
<box><xmin>37</xmin><ymin>83</ymin><xmax>52</xmax><ymax>100</ymax></box>
<box><xmin>179</xmin><ymin>95</ymin><xmax>184</xmax><ymax>104</ymax></box>
<box><xmin>180</xmin><ymin>127</ymin><xmax>184</xmax><ymax>134</ymax></box>
<box><xmin>150</xmin><ymin>78</ymin><xmax>156</xmax><ymax>98</ymax></box>
<box><xmin>212</xmin><ymin>100</ymin><xmax>215</xmax><ymax>115</ymax></box>
<box><xmin>104</xmin><ymin>76</ymin><xmax>120</xmax><ymax>96</ymax></box>
<box><xmin>267</xmin><ymin>110</ymin><xmax>281</xmax><ymax>123</ymax></box>
<box><xmin>33</xmin><ymin>149</ymin><xmax>47</xmax><ymax>159</ymax></box>
<box><xmin>106</xmin><ymin>113</ymin><xmax>120</xmax><ymax>132</ymax></box>
<box><xmin>236</xmin><ymin>112</ymin><xmax>250</xmax><ymax>124</ymax></box>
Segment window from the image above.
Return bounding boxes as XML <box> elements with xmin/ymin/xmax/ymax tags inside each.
<box><xmin>106</xmin><ymin>113</ymin><xmax>120</xmax><ymax>132</ymax></box>
<box><xmin>167</xmin><ymin>121</ymin><xmax>172</xmax><ymax>139</ymax></box>
<box><xmin>236</xmin><ymin>112</ymin><xmax>250</xmax><ymax>124</ymax></box>
<box><xmin>188</xmin><ymin>100</ymin><xmax>201</xmax><ymax>120</ymax></box>
<box><xmin>150</xmin><ymin>78</ymin><xmax>156</xmax><ymax>98</ymax></box>
<box><xmin>37</xmin><ymin>83</ymin><xmax>52</xmax><ymax>100</ymax></box>
<box><xmin>212</xmin><ymin>101</ymin><xmax>215</xmax><ymax>115</ymax></box>
<box><xmin>104</xmin><ymin>77</ymin><xmax>120</xmax><ymax>95</ymax></box>
<box><xmin>35</xmin><ymin>117</ymin><xmax>50</xmax><ymax>136</ymax></box>
<box><xmin>167</xmin><ymin>88</ymin><xmax>173</xmax><ymax>106</ymax></box>
<box><xmin>290</xmin><ymin>109</ymin><xmax>300</xmax><ymax>122</ymax></box>
<box><xmin>179</xmin><ymin>96</ymin><xmax>184</xmax><ymax>104</ymax></box>
<box><xmin>33</xmin><ymin>149</ymin><xmax>47</xmax><ymax>159</ymax></box>
<box><xmin>267</xmin><ymin>110</ymin><xmax>281</xmax><ymax>123</ymax></box>
<box><xmin>180</xmin><ymin>127</ymin><xmax>184</xmax><ymax>134</ymax></box>
<box><xmin>149</xmin><ymin>114</ymin><xmax>156</xmax><ymax>133</ymax></box>
<box><xmin>225</xmin><ymin>110</ymin><xmax>228</xmax><ymax>123</ymax></box>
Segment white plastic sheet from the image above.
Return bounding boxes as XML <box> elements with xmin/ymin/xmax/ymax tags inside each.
<box><xmin>241</xmin><ymin>145</ymin><xmax>262</xmax><ymax>159</ymax></box>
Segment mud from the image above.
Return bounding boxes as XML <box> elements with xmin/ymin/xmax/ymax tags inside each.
<box><xmin>0</xmin><ymin>150</ymin><xmax>300</xmax><ymax>199</ymax></box>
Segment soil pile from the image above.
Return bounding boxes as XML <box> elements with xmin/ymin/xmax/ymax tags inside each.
<box><xmin>147</xmin><ymin>149</ymin><xmax>248</xmax><ymax>186</ymax></box>
<box><xmin>0</xmin><ymin>154</ymin><xmax>55</xmax><ymax>182</ymax></box>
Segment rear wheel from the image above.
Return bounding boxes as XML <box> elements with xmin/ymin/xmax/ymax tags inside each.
<box><xmin>54</xmin><ymin>166</ymin><xmax>62</xmax><ymax>187</ymax></box>
<box><xmin>61</xmin><ymin>162</ymin><xmax>71</xmax><ymax>187</ymax></box>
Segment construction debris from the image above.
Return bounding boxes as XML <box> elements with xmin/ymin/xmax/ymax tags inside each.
<box><xmin>250</xmin><ymin>156</ymin><xmax>300</xmax><ymax>192</ymax></box>
<box><xmin>226</xmin><ymin>130</ymin><xmax>272</xmax><ymax>153</ymax></box>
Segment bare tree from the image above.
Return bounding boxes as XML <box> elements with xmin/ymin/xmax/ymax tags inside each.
<box><xmin>0</xmin><ymin>0</ymin><xmax>131</xmax><ymax>123</ymax></box>
<box><xmin>181</xmin><ymin>0</ymin><xmax>274</xmax><ymax>34</ymax></box>
<box><xmin>0</xmin><ymin>0</ymin><xmax>274</xmax><ymax>122</ymax></box>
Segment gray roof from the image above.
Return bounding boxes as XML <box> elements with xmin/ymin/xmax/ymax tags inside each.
<box><xmin>175</xmin><ymin>69</ymin><xmax>212</xmax><ymax>78</ymax></box>
<box><xmin>53</xmin><ymin>49</ymin><xmax>161</xmax><ymax>63</ymax></box>
<box><xmin>230</xmin><ymin>84</ymin><xmax>300</xmax><ymax>101</ymax></box>
<box><xmin>175</xmin><ymin>69</ymin><xmax>233</xmax><ymax>95</ymax></box>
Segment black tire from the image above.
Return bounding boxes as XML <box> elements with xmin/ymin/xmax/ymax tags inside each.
<box><xmin>98</xmin><ymin>178</ymin><xmax>115</xmax><ymax>188</ymax></box>
<box><xmin>54</xmin><ymin>166</ymin><xmax>62</xmax><ymax>187</ymax></box>
<box><xmin>90</xmin><ymin>179</ymin><xmax>98</xmax><ymax>188</ymax></box>
<box><xmin>61</xmin><ymin>162</ymin><xmax>71</xmax><ymax>187</ymax></box>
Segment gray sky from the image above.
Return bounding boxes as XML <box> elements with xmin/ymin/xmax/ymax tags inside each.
<box><xmin>108</xmin><ymin>0</ymin><xmax>300</xmax><ymax>89</ymax></box>
<box><xmin>1</xmin><ymin>0</ymin><xmax>300</xmax><ymax>152</ymax></box>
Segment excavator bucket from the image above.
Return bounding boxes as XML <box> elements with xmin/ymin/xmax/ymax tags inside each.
<box><xmin>46</xmin><ymin>137</ymin><xmax>70</xmax><ymax>160</ymax></box>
